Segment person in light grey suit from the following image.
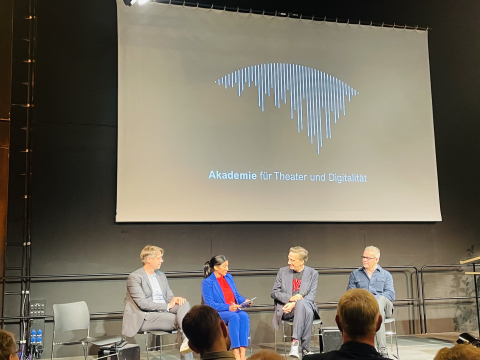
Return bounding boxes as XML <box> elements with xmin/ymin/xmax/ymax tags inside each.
<box><xmin>271</xmin><ymin>246</ymin><xmax>320</xmax><ymax>358</ymax></box>
<box><xmin>122</xmin><ymin>245</ymin><xmax>193</xmax><ymax>359</ymax></box>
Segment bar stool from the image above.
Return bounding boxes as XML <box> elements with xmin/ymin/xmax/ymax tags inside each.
<box><xmin>385</xmin><ymin>318</ymin><xmax>399</xmax><ymax>359</ymax></box>
<box><xmin>138</xmin><ymin>330</ymin><xmax>178</xmax><ymax>360</ymax></box>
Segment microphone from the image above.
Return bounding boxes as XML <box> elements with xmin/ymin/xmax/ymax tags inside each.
<box><xmin>457</xmin><ymin>333</ymin><xmax>480</xmax><ymax>347</ymax></box>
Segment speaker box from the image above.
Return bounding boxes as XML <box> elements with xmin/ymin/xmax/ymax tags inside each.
<box><xmin>321</xmin><ymin>327</ymin><xmax>342</xmax><ymax>353</ymax></box>
<box><xmin>98</xmin><ymin>343</ymin><xmax>140</xmax><ymax>360</ymax></box>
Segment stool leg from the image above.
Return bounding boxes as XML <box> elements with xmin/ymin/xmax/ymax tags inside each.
<box><xmin>393</xmin><ymin>321</ymin><xmax>399</xmax><ymax>359</ymax></box>
<box><xmin>145</xmin><ymin>333</ymin><xmax>150</xmax><ymax>360</ymax></box>
<box><xmin>282</xmin><ymin>322</ymin><xmax>287</xmax><ymax>357</ymax></box>
<box><xmin>160</xmin><ymin>334</ymin><xmax>163</xmax><ymax>359</ymax></box>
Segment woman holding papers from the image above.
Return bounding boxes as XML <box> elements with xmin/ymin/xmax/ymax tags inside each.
<box><xmin>202</xmin><ymin>255</ymin><xmax>253</xmax><ymax>360</ymax></box>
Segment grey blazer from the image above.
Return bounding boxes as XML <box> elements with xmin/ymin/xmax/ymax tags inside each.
<box><xmin>271</xmin><ymin>266</ymin><xmax>320</xmax><ymax>330</ymax></box>
<box><xmin>122</xmin><ymin>267</ymin><xmax>175</xmax><ymax>337</ymax></box>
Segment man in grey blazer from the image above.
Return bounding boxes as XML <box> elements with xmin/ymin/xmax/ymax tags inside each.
<box><xmin>122</xmin><ymin>245</ymin><xmax>192</xmax><ymax>359</ymax></box>
<box><xmin>271</xmin><ymin>246</ymin><xmax>320</xmax><ymax>358</ymax></box>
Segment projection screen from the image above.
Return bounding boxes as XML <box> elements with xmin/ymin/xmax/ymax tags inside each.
<box><xmin>116</xmin><ymin>1</ymin><xmax>441</xmax><ymax>222</ymax></box>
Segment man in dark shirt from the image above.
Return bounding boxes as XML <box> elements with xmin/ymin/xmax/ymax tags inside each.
<box><xmin>304</xmin><ymin>289</ymin><xmax>393</xmax><ymax>360</ymax></box>
<box><xmin>183</xmin><ymin>305</ymin><xmax>234</xmax><ymax>360</ymax></box>
<box><xmin>271</xmin><ymin>246</ymin><xmax>320</xmax><ymax>358</ymax></box>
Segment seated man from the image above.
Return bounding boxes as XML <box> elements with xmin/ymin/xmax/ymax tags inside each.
<box><xmin>346</xmin><ymin>246</ymin><xmax>394</xmax><ymax>358</ymax></box>
<box><xmin>122</xmin><ymin>245</ymin><xmax>192</xmax><ymax>359</ymax></box>
<box><xmin>271</xmin><ymin>246</ymin><xmax>320</xmax><ymax>358</ymax></box>
<box><xmin>304</xmin><ymin>289</ymin><xmax>393</xmax><ymax>360</ymax></box>
<box><xmin>182</xmin><ymin>304</ymin><xmax>234</xmax><ymax>360</ymax></box>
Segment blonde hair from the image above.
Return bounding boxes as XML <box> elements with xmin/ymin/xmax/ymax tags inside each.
<box><xmin>434</xmin><ymin>344</ymin><xmax>480</xmax><ymax>360</ymax></box>
<box><xmin>140</xmin><ymin>245</ymin><xmax>164</xmax><ymax>265</ymax></box>
<box><xmin>289</xmin><ymin>246</ymin><xmax>308</xmax><ymax>262</ymax></box>
<box><xmin>0</xmin><ymin>330</ymin><xmax>16</xmax><ymax>360</ymax></box>
<box><xmin>337</xmin><ymin>289</ymin><xmax>380</xmax><ymax>339</ymax></box>
<box><xmin>364</xmin><ymin>246</ymin><xmax>380</xmax><ymax>259</ymax></box>
<box><xmin>248</xmin><ymin>350</ymin><xmax>284</xmax><ymax>360</ymax></box>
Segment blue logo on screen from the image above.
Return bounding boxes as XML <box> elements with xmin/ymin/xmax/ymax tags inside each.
<box><xmin>216</xmin><ymin>63</ymin><xmax>358</xmax><ymax>154</ymax></box>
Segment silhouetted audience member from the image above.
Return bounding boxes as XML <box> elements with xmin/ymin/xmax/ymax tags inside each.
<box><xmin>304</xmin><ymin>289</ymin><xmax>393</xmax><ymax>360</ymax></box>
<box><xmin>434</xmin><ymin>343</ymin><xmax>480</xmax><ymax>360</ymax></box>
<box><xmin>247</xmin><ymin>350</ymin><xmax>284</xmax><ymax>360</ymax></box>
<box><xmin>0</xmin><ymin>330</ymin><xmax>19</xmax><ymax>360</ymax></box>
<box><xmin>183</xmin><ymin>305</ymin><xmax>233</xmax><ymax>360</ymax></box>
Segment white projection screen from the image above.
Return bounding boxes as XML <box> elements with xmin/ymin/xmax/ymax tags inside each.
<box><xmin>116</xmin><ymin>1</ymin><xmax>441</xmax><ymax>222</ymax></box>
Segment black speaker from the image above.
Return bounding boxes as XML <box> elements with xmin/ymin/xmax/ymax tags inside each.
<box><xmin>98</xmin><ymin>344</ymin><xmax>140</xmax><ymax>360</ymax></box>
<box><xmin>321</xmin><ymin>327</ymin><xmax>342</xmax><ymax>353</ymax></box>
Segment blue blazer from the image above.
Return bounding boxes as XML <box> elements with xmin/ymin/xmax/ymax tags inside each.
<box><xmin>202</xmin><ymin>273</ymin><xmax>247</xmax><ymax>312</ymax></box>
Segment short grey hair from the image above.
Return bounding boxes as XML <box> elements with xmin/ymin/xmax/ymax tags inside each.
<box><xmin>289</xmin><ymin>246</ymin><xmax>308</xmax><ymax>262</ymax></box>
<box><xmin>364</xmin><ymin>246</ymin><xmax>380</xmax><ymax>259</ymax></box>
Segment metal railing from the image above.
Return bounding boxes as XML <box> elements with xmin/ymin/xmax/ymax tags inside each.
<box><xmin>1</xmin><ymin>265</ymin><xmax>421</xmax><ymax>335</ymax></box>
<box><xmin>420</xmin><ymin>264</ymin><xmax>479</xmax><ymax>334</ymax></box>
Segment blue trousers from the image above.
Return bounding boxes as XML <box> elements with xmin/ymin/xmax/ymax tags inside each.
<box><xmin>218</xmin><ymin>310</ymin><xmax>250</xmax><ymax>349</ymax></box>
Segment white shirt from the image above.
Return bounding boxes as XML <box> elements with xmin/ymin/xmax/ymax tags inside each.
<box><xmin>147</xmin><ymin>273</ymin><xmax>166</xmax><ymax>304</ymax></box>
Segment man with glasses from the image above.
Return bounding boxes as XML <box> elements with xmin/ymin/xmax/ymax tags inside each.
<box><xmin>346</xmin><ymin>246</ymin><xmax>394</xmax><ymax>358</ymax></box>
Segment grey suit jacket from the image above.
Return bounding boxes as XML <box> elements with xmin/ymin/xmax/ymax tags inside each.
<box><xmin>271</xmin><ymin>266</ymin><xmax>320</xmax><ymax>330</ymax></box>
<box><xmin>122</xmin><ymin>267</ymin><xmax>175</xmax><ymax>337</ymax></box>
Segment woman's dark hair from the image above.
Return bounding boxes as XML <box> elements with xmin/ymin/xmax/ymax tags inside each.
<box><xmin>203</xmin><ymin>255</ymin><xmax>227</xmax><ymax>278</ymax></box>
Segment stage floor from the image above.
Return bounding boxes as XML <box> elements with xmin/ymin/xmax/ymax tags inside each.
<box><xmin>53</xmin><ymin>332</ymin><xmax>473</xmax><ymax>360</ymax></box>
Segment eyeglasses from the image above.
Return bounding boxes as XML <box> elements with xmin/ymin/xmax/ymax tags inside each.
<box><xmin>361</xmin><ymin>256</ymin><xmax>377</xmax><ymax>261</ymax></box>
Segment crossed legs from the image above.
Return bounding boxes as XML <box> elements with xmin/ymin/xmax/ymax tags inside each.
<box><xmin>140</xmin><ymin>301</ymin><xmax>193</xmax><ymax>360</ymax></box>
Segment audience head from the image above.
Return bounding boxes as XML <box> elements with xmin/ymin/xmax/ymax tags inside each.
<box><xmin>288</xmin><ymin>246</ymin><xmax>308</xmax><ymax>272</ymax></box>
<box><xmin>335</xmin><ymin>289</ymin><xmax>382</xmax><ymax>342</ymax></box>
<box><xmin>434</xmin><ymin>344</ymin><xmax>480</xmax><ymax>360</ymax></box>
<box><xmin>140</xmin><ymin>245</ymin><xmax>164</xmax><ymax>265</ymax></box>
<box><xmin>247</xmin><ymin>350</ymin><xmax>284</xmax><ymax>360</ymax></box>
<box><xmin>183</xmin><ymin>305</ymin><xmax>230</xmax><ymax>354</ymax></box>
<box><xmin>0</xmin><ymin>330</ymin><xmax>18</xmax><ymax>360</ymax></box>
<box><xmin>204</xmin><ymin>255</ymin><xmax>228</xmax><ymax>278</ymax></box>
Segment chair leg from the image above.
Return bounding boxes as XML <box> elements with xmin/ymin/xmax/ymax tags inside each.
<box><xmin>282</xmin><ymin>322</ymin><xmax>287</xmax><ymax>357</ymax></box>
<box><xmin>51</xmin><ymin>343</ymin><xmax>54</xmax><ymax>360</ymax></box>
<box><xmin>393</xmin><ymin>321</ymin><xmax>399</xmax><ymax>359</ymax></box>
<box><xmin>145</xmin><ymin>332</ymin><xmax>150</xmax><ymax>360</ymax></box>
<box><xmin>83</xmin><ymin>342</ymin><xmax>88</xmax><ymax>360</ymax></box>
<box><xmin>160</xmin><ymin>334</ymin><xmax>163</xmax><ymax>359</ymax></box>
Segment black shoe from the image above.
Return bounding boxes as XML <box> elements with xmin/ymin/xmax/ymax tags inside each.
<box><xmin>379</xmin><ymin>350</ymin><xmax>389</xmax><ymax>358</ymax></box>
<box><xmin>302</xmin><ymin>349</ymin><xmax>313</xmax><ymax>357</ymax></box>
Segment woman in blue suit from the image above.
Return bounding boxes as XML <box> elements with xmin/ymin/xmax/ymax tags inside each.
<box><xmin>202</xmin><ymin>255</ymin><xmax>252</xmax><ymax>360</ymax></box>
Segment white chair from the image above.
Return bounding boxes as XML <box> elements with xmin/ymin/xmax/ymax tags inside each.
<box><xmin>138</xmin><ymin>330</ymin><xmax>178</xmax><ymax>360</ymax></box>
<box><xmin>51</xmin><ymin>301</ymin><xmax>122</xmax><ymax>360</ymax></box>
<box><xmin>385</xmin><ymin>317</ymin><xmax>399</xmax><ymax>359</ymax></box>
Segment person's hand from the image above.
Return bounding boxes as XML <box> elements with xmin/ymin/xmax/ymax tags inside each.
<box><xmin>168</xmin><ymin>297</ymin><xmax>186</xmax><ymax>309</ymax></box>
<box><xmin>229</xmin><ymin>303</ymin><xmax>242</xmax><ymax>312</ymax></box>
<box><xmin>243</xmin><ymin>299</ymin><xmax>253</xmax><ymax>307</ymax></box>
<box><xmin>282</xmin><ymin>302</ymin><xmax>296</xmax><ymax>313</ymax></box>
<box><xmin>289</xmin><ymin>294</ymin><xmax>303</xmax><ymax>302</ymax></box>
